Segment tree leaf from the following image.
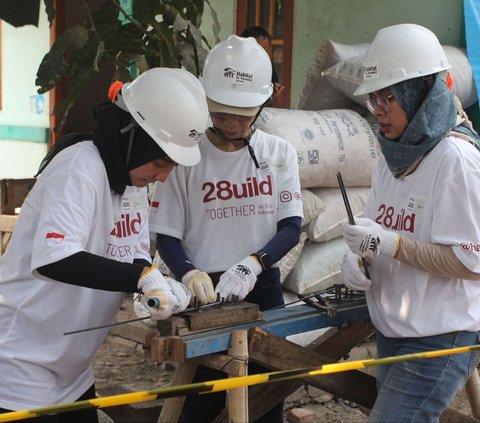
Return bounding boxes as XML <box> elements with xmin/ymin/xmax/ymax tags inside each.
<box><xmin>35</xmin><ymin>25</ymin><xmax>90</xmax><ymax>91</ymax></box>
<box><xmin>30</xmin><ymin>0</ymin><xmax>219</xmax><ymax>131</ymax></box>
<box><xmin>43</xmin><ymin>0</ymin><xmax>55</xmax><ymax>27</ymax></box>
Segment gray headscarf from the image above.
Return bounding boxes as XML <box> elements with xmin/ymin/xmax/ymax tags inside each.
<box><xmin>377</xmin><ymin>74</ymin><xmax>480</xmax><ymax>177</ymax></box>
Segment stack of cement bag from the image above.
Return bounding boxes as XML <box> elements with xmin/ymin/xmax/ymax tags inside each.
<box><xmin>298</xmin><ymin>39</ymin><xmax>478</xmax><ymax>113</ymax></box>
<box><xmin>259</xmin><ymin>38</ymin><xmax>477</xmax><ymax>301</ymax></box>
<box><xmin>255</xmin><ymin>107</ymin><xmax>378</xmax><ymax>298</ymax></box>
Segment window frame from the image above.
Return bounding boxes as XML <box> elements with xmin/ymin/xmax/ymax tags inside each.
<box><xmin>236</xmin><ymin>0</ymin><xmax>294</xmax><ymax>108</ymax></box>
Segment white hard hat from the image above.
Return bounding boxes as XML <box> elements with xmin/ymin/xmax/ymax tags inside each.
<box><xmin>122</xmin><ymin>68</ymin><xmax>209</xmax><ymax>166</ymax></box>
<box><xmin>354</xmin><ymin>23</ymin><xmax>451</xmax><ymax>96</ymax></box>
<box><xmin>200</xmin><ymin>34</ymin><xmax>273</xmax><ymax>108</ymax></box>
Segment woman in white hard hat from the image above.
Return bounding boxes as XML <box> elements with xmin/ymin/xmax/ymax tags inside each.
<box><xmin>0</xmin><ymin>68</ymin><xmax>209</xmax><ymax>422</ymax></box>
<box><xmin>149</xmin><ymin>35</ymin><xmax>303</xmax><ymax>422</ymax></box>
<box><xmin>340</xmin><ymin>23</ymin><xmax>480</xmax><ymax>422</ymax></box>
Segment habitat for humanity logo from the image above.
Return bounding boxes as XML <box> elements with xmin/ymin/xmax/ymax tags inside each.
<box><xmin>189</xmin><ymin>129</ymin><xmax>202</xmax><ymax>141</ymax></box>
<box><xmin>223</xmin><ymin>67</ymin><xmax>253</xmax><ymax>83</ymax></box>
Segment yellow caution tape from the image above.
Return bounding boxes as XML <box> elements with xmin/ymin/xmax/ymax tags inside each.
<box><xmin>1</xmin><ymin>343</ymin><xmax>479</xmax><ymax>422</ymax></box>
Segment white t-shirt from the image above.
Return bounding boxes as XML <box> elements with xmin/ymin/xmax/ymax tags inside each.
<box><xmin>149</xmin><ymin>129</ymin><xmax>303</xmax><ymax>272</ymax></box>
<box><xmin>0</xmin><ymin>141</ymin><xmax>151</xmax><ymax>410</ymax></box>
<box><xmin>366</xmin><ymin>135</ymin><xmax>480</xmax><ymax>337</ymax></box>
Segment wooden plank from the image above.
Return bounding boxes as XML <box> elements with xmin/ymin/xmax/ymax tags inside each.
<box><xmin>108</xmin><ymin>320</ymin><xmax>156</xmax><ymax>345</ymax></box>
<box><xmin>247</xmin><ymin>327</ymin><xmax>377</xmax><ymax>409</ymax></box>
<box><xmin>0</xmin><ymin>214</ymin><xmax>17</xmax><ymax>232</ymax></box>
<box><xmin>0</xmin><ymin>214</ymin><xmax>18</xmax><ymax>255</ymax></box>
<box><xmin>156</xmin><ymin>315</ymin><xmax>189</xmax><ymax>336</ymax></box>
<box><xmin>146</xmin><ymin>336</ymin><xmax>186</xmax><ymax>363</ymax></box>
<box><xmin>227</xmin><ymin>330</ymin><xmax>248</xmax><ymax>423</ymax></box>
<box><xmin>193</xmin><ymin>354</ymin><xmax>243</xmax><ymax>376</ymax></box>
<box><xmin>97</xmin><ymin>386</ymin><xmax>164</xmax><ymax>423</ymax></box>
<box><xmin>146</xmin><ymin>335</ymin><xmax>168</xmax><ymax>363</ymax></box>
<box><xmin>0</xmin><ymin>178</ymin><xmax>35</xmax><ymax>215</ymax></box>
<box><xmin>149</xmin><ymin>304</ymin><xmax>370</xmax><ymax>360</ymax></box>
<box><xmin>157</xmin><ymin>302</ymin><xmax>261</xmax><ymax>336</ymax></box>
<box><xmin>1</xmin><ymin>232</ymin><xmax>12</xmax><ymax>255</ymax></box>
<box><xmin>179</xmin><ymin>304</ymin><xmax>370</xmax><ymax>359</ymax></box>
<box><xmin>244</xmin><ymin>320</ymin><xmax>376</xmax><ymax>422</ymax></box>
<box><xmin>213</xmin><ymin>321</ymin><xmax>376</xmax><ymax>423</ymax></box>
<box><xmin>167</xmin><ymin>337</ymin><xmax>186</xmax><ymax>362</ymax></box>
<box><xmin>186</xmin><ymin>303</ymin><xmax>260</xmax><ymax>332</ymax></box>
<box><xmin>157</xmin><ymin>361</ymin><xmax>197</xmax><ymax>423</ymax></box>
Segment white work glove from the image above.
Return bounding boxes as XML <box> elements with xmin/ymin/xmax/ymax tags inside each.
<box><xmin>137</xmin><ymin>267</ymin><xmax>192</xmax><ymax>320</ymax></box>
<box><xmin>132</xmin><ymin>296</ymin><xmax>157</xmax><ymax>328</ymax></box>
<box><xmin>215</xmin><ymin>256</ymin><xmax>263</xmax><ymax>302</ymax></box>
<box><xmin>181</xmin><ymin>269</ymin><xmax>216</xmax><ymax>305</ymax></box>
<box><xmin>341</xmin><ymin>251</ymin><xmax>372</xmax><ymax>291</ymax></box>
<box><xmin>342</xmin><ymin>217</ymin><xmax>400</xmax><ymax>260</ymax></box>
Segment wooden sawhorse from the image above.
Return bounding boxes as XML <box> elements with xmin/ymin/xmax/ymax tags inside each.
<box><xmin>147</xmin><ymin>303</ymin><xmax>480</xmax><ymax>422</ymax></box>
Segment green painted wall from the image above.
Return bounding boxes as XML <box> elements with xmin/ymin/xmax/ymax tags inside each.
<box><xmin>200</xmin><ymin>0</ymin><xmax>236</xmax><ymax>46</ymax></box>
<box><xmin>202</xmin><ymin>0</ymin><xmax>465</xmax><ymax>108</ymax></box>
<box><xmin>291</xmin><ymin>0</ymin><xmax>464</xmax><ymax>106</ymax></box>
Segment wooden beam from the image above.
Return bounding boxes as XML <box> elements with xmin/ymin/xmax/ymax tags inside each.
<box><xmin>0</xmin><ymin>214</ymin><xmax>18</xmax><ymax>254</ymax></box>
<box><xmin>247</xmin><ymin>327</ymin><xmax>377</xmax><ymax>407</ymax></box>
<box><xmin>0</xmin><ymin>178</ymin><xmax>35</xmax><ymax>215</ymax></box>
<box><xmin>227</xmin><ymin>330</ymin><xmax>248</xmax><ymax>422</ymax></box>
<box><xmin>0</xmin><ymin>214</ymin><xmax>17</xmax><ymax>232</ymax></box>
<box><xmin>213</xmin><ymin>321</ymin><xmax>375</xmax><ymax>422</ymax></box>
<box><xmin>154</xmin><ymin>304</ymin><xmax>370</xmax><ymax>360</ymax></box>
<box><xmin>213</xmin><ymin>325</ymin><xmax>476</xmax><ymax>423</ymax></box>
<box><xmin>156</xmin><ymin>302</ymin><xmax>260</xmax><ymax>336</ymax></box>
<box><xmin>157</xmin><ymin>361</ymin><xmax>197</xmax><ymax>423</ymax></box>
<box><xmin>248</xmin><ymin>321</ymin><xmax>376</xmax><ymax>422</ymax></box>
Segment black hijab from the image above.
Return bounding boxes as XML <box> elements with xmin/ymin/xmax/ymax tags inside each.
<box><xmin>37</xmin><ymin>102</ymin><xmax>167</xmax><ymax>195</ymax></box>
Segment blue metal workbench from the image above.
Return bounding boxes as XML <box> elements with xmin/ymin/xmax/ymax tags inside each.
<box><xmin>180</xmin><ymin>303</ymin><xmax>370</xmax><ymax>359</ymax></box>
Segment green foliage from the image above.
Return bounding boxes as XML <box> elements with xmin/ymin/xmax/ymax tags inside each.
<box><xmin>31</xmin><ymin>0</ymin><xmax>220</xmax><ymax>131</ymax></box>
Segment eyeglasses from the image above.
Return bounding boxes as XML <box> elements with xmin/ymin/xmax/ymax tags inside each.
<box><xmin>210</xmin><ymin>112</ymin><xmax>254</xmax><ymax>122</ymax></box>
<box><xmin>366</xmin><ymin>93</ymin><xmax>394</xmax><ymax>114</ymax></box>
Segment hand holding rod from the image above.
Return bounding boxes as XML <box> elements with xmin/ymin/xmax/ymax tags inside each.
<box><xmin>336</xmin><ymin>171</ymin><xmax>371</xmax><ymax>280</ymax></box>
<box><xmin>64</xmin><ymin>294</ymin><xmax>224</xmax><ymax>335</ymax></box>
<box><xmin>148</xmin><ymin>298</ymin><xmax>160</xmax><ymax>308</ymax></box>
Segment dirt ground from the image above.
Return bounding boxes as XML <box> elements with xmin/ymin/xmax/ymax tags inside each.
<box><xmin>93</xmin><ymin>336</ymin><xmax>477</xmax><ymax>423</ymax></box>
<box><xmin>93</xmin><ymin>333</ymin><xmax>372</xmax><ymax>423</ymax></box>
<box><xmin>92</xmin><ymin>301</ymin><xmax>477</xmax><ymax>423</ymax></box>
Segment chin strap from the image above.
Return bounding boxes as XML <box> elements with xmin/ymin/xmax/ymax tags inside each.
<box><xmin>120</xmin><ymin>120</ymin><xmax>137</xmax><ymax>170</ymax></box>
<box><xmin>209</xmin><ymin>104</ymin><xmax>266</xmax><ymax>169</ymax></box>
<box><xmin>209</xmin><ymin>126</ymin><xmax>259</xmax><ymax>168</ymax></box>
<box><xmin>109</xmin><ymin>80</ymin><xmax>138</xmax><ymax>170</ymax></box>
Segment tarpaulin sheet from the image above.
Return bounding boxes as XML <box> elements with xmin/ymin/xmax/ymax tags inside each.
<box><xmin>464</xmin><ymin>0</ymin><xmax>480</xmax><ymax>97</ymax></box>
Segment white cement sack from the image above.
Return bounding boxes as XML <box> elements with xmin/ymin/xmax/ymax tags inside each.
<box><xmin>152</xmin><ymin>251</ymin><xmax>175</xmax><ymax>277</ymax></box>
<box><xmin>322</xmin><ymin>54</ymin><xmax>368</xmax><ymax>106</ymax></box>
<box><xmin>279</xmin><ymin>231</ymin><xmax>308</xmax><ymax>283</ymax></box>
<box><xmin>302</xmin><ymin>188</ymin><xmax>325</xmax><ymax>225</ymax></box>
<box><xmin>323</xmin><ymin>45</ymin><xmax>478</xmax><ymax>109</ymax></box>
<box><xmin>256</xmin><ymin>108</ymin><xmax>379</xmax><ymax>188</ymax></box>
<box><xmin>306</xmin><ymin>187</ymin><xmax>369</xmax><ymax>242</ymax></box>
<box><xmin>283</xmin><ymin>237</ymin><xmax>348</xmax><ymax>295</ymax></box>
<box><xmin>297</xmin><ymin>39</ymin><xmax>369</xmax><ymax>111</ymax></box>
<box><xmin>282</xmin><ymin>290</ymin><xmax>330</xmax><ymax>347</ymax></box>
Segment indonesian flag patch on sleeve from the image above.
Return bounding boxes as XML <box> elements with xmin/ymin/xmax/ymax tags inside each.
<box><xmin>45</xmin><ymin>232</ymin><xmax>65</xmax><ymax>241</ymax></box>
